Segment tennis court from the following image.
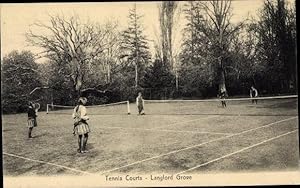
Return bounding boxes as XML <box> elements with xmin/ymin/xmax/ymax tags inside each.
<box><xmin>2</xmin><ymin>96</ymin><xmax>299</xmax><ymax>176</ymax></box>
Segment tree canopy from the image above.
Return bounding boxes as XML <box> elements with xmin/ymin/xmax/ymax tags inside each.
<box><xmin>2</xmin><ymin>51</ymin><xmax>41</xmax><ymax>113</ymax></box>
<box><xmin>2</xmin><ymin>1</ymin><xmax>297</xmax><ymax>113</ymax></box>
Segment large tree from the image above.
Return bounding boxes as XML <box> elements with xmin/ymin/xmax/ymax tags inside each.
<box><xmin>141</xmin><ymin>59</ymin><xmax>175</xmax><ymax>99</ymax></box>
<box><xmin>180</xmin><ymin>0</ymin><xmax>243</xmax><ymax>96</ymax></box>
<box><xmin>199</xmin><ymin>0</ymin><xmax>244</xmax><ymax>94</ymax></box>
<box><xmin>254</xmin><ymin>0</ymin><xmax>296</xmax><ymax>93</ymax></box>
<box><xmin>1</xmin><ymin>51</ymin><xmax>41</xmax><ymax>113</ymax></box>
<box><xmin>119</xmin><ymin>4</ymin><xmax>152</xmax><ymax>88</ymax></box>
<box><xmin>26</xmin><ymin>14</ymin><xmax>113</xmax><ymax>99</ymax></box>
<box><xmin>223</xmin><ymin>22</ymin><xmax>265</xmax><ymax>95</ymax></box>
<box><xmin>92</xmin><ymin>20</ymin><xmax>121</xmax><ymax>85</ymax></box>
<box><xmin>158</xmin><ymin>1</ymin><xmax>179</xmax><ymax>69</ymax></box>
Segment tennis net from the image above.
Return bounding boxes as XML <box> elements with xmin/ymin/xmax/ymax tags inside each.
<box><xmin>142</xmin><ymin>95</ymin><xmax>298</xmax><ymax>116</ymax></box>
<box><xmin>46</xmin><ymin>101</ymin><xmax>131</xmax><ymax>115</ymax></box>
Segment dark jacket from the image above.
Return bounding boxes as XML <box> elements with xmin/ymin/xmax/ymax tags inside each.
<box><xmin>28</xmin><ymin>107</ymin><xmax>36</xmax><ymax>119</ymax></box>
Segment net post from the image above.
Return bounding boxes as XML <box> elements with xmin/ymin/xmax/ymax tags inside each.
<box><xmin>127</xmin><ymin>101</ymin><xmax>131</xmax><ymax>115</ymax></box>
<box><xmin>46</xmin><ymin>104</ymin><xmax>49</xmax><ymax>114</ymax></box>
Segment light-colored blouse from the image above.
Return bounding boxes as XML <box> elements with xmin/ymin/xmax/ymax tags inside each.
<box><xmin>72</xmin><ymin>105</ymin><xmax>89</xmax><ymax>121</ymax></box>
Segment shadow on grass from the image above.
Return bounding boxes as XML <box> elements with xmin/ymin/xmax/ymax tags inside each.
<box><xmin>65</xmin><ymin>143</ymin><xmax>101</xmax><ymax>159</ymax></box>
<box><xmin>249</xmin><ymin>101</ymin><xmax>297</xmax><ymax>110</ymax></box>
<box><xmin>84</xmin><ymin>143</ymin><xmax>103</xmax><ymax>158</ymax></box>
<box><xmin>32</xmin><ymin>132</ymin><xmax>48</xmax><ymax>138</ymax></box>
<box><xmin>87</xmin><ymin>142</ymin><xmax>95</xmax><ymax>150</ymax></box>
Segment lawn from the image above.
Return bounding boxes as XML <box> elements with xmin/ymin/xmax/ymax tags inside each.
<box><xmin>2</xmin><ymin>98</ymin><xmax>299</xmax><ymax>176</ymax></box>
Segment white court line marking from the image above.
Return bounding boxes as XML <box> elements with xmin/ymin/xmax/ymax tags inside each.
<box><xmin>100</xmin><ymin>126</ymin><xmax>231</xmax><ymax>135</ymax></box>
<box><xmin>3</xmin><ymin>152</ymin><xmax>93</xmax><ymax>175</ymax></box>
<box><xmin>175</xmin><ymin>129</ymin><xmax>298</xmax><ymax>175</ymax></box>
<box><xmin>98</xmin><ymin>116</ymin><xmax>297</xmax><ymax>175</ymax></box>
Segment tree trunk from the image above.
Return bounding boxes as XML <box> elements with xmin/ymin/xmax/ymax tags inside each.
<box><xmin>219</xmin><ymin>69</ymin><xmax>226</xmax><ymax>93</ymax></box>
<box><xmin>175</xmin><ymin>70</ymin><xmax>179</xmax><ymax>91</ymax></box>
<box><xmin>107</xmin><ymin>63</ymin><xmax>111</xmax><ymax>83</ymax></box>
<box><xmin>135</xmin><ymin>63</ymin><xmax>138</xmax><ymax>88</ymax></box>
<box><xmin>134</xmin><ymin>3</ymin><xmax>138</xmax><ymax>89</ymax></box>
<box><xmin>71</xmin><ymin>85</ymin><xmax>81</xmax><ymax>105</ymax></box>
<box><xmin>135</xmin><ymin>44</ymin><xmax>139</xmax><ymax>88</ymax></box>
<box><xmin>161</xmin><ymin>3</ymin><xmax>168</xmax><ymax>65</ymax></box>
<box><xmin>218</xmin><ymin>57</ymin><xmax>226</xmax><ymax>94</ymax></box>
<box><xmin>73</xmin><ymin>71</ymin><xmax>83</xmax><ymax>100</ymax></box>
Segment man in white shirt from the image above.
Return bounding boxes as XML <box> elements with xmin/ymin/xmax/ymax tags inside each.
<box><xmin>250</xmin><ymin>86</ymin><xmax>258</xmax><ymax>104</ymax></box>
<box><xmin>136</xmin><ymin>92</ymin><xmax>145</xmax><ymax>115</ymax></box>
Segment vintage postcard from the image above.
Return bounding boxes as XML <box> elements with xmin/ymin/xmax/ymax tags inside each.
<box><xmin>1</xmin><ymin>1</ymin><xmax>299</xmax><ymax>187</ymax></box>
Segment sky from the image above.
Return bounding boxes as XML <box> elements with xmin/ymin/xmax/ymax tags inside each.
<box><xmin>0</xmin><ymin>1</ymin><xmax>280</xmax><ymax>63</ymax></box>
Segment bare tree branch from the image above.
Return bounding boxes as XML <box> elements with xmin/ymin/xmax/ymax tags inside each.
<box><xmin>26</xmin><ymin>14</ymin><xmax>118</xmax><ymax>95</ymax></box>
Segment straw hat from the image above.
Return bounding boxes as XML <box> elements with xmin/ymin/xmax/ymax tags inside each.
<box><xmin>78</xmin><ymin>97</ymin><xmax>87</xmax><ymax>104</ymax></box>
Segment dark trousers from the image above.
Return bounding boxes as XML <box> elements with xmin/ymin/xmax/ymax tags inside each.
<box><xmin>252</xmin><ymin>99</ymin><xmax>258</xmax><ymax>104</ymax></box>
<box><xmin>138</xmin><ymin>105</ymin><xmax>144</xmax><ymax>114</ymax></box>
<box><xmin>221</xmin><ymin>100</ymin><xmax>226</xmax><ymax>107</ymax></box>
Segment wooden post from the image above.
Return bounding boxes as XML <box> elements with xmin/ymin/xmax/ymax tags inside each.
<box><xmin>127</xmin><ymin>101</ymin><xmax>131</xmax><ymax>115</ymax></box>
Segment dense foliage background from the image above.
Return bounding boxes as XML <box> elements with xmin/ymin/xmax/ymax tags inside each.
<box><xmin>1</xmin><ymin>0</ymin><xmax>297</xmax><ymax>113</ymax></box>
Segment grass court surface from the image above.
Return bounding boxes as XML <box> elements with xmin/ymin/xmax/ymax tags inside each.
<box><xmin>2</xmin><ymin>97</ymin><xmax>299</xmax><ymax>176</ymax></box>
